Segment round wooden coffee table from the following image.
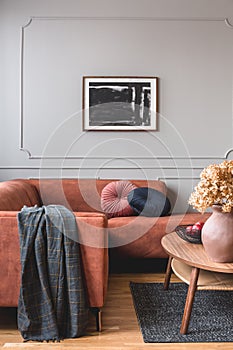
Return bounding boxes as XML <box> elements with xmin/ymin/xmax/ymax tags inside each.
<box><xmin>161</xmin><ymin>232</ymin><xmax>233</xmax><ymax>334</ymax></box>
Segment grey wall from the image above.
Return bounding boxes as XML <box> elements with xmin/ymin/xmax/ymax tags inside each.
<box><xmin>1</xmin><ymin>0</ymin><xmax>233</xmax><ymax>213</ymax></box>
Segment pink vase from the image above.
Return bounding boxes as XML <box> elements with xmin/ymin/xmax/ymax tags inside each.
<box><xmin>202</xmin><ymin>205</ymin><xmax>233</xmax><ymax>263</ymax></box>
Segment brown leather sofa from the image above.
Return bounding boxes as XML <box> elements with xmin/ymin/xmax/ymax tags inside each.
<box><xmin>0</xmin><ymin>179</ymin><xmax>109</xmax><ymax>331</ymax></box>
<box><xmin>0</xmin><ymin>178</ymin><xmax>210</xmax><ymax>330</ymax></box>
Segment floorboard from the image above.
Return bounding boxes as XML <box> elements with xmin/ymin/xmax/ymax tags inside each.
<box><xmin>0</xmin><ymin>273</ymin><xmax>232</xmax><ymax>349</ymax></box>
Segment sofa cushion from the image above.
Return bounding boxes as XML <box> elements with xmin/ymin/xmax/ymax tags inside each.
<box><xmin>127</xmin><ymin>187</ymin><xmax>171</xmax><ymax>217</ymax></box>
<box><xmin>101</xmin><ymin>180</ymin><xmax>137</xmax><ymax>218</ymax></box>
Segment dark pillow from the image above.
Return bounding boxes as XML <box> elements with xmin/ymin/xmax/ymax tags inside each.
<box><xmin>127</xmin><ymin>187</ymin><xmax>171</xmax><ymax>217</ymax></box>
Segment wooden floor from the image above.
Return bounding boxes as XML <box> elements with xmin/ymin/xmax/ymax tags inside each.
<box><xmin>0</xmin><ymin>273</ymin><xmax>232</xmax><ymax>350</ymax></box>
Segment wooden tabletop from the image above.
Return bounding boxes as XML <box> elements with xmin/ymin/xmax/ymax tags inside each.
<box><xmin>161</xmin><ymin>232</ymin><xmax>233</xmax><ymax>273</ymax></box>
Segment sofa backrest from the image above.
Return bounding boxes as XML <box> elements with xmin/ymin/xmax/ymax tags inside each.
<box><xmin>30</xmin><ymin>178</ymin><xmax>167</xmax><ymax>213</ymax></box>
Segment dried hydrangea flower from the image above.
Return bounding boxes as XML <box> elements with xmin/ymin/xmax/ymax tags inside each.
<box><xmin>188</xmin><ymin>160</ymin><xmax>233</xmax><ymax>213</ymax></box>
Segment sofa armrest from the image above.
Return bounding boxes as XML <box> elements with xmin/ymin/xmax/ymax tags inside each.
<box><xmin>0</xmin><ymin>212</ymin><xmax>21</xmax><ymax>306</ymax></box>
<box><xmin>0</xmin><ymin>180</ymin><xmax>41</xmax><ymax>211</ymax></box>
<box><xmin>0</xmin><ymin>210</ymin><xmax>108</xmax><ymax>310</ymax></box>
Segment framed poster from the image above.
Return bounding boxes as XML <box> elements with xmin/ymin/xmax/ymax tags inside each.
<box><xmin>82</xmin><ymin>76</ymin><xmax>158</xmax><ymax>131</ymax></box>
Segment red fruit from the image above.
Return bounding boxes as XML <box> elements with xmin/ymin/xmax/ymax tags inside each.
<box><xmin>186</xmin><ymin>225</ymin><xmax>193</xmax><ymax>233</ymax></box>
<box><xmin>192</xmin><ymin>221</ymin><xmax>204</xmax><ymax>231</ymax></box>
<box><xmin>195</xmin><ymin>221</ymin><xmax>204</xmax><ymax>227</ymax></box>
<box><xmin>192</xmin><ymin>224</ymin><xmax>202</xmax><ymax>231</ymax></box>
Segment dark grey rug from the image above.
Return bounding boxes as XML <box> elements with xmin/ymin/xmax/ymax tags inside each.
<box><xmin>130</xmin><ymin>282</ymin><xmax>233</xmax><ymax>343</ymax></box>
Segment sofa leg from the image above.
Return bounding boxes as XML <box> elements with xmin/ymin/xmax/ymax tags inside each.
<box><xmin>91</xmin><ymin>307</ymin><xmax>102</xmax><ymax>332</ymax></box>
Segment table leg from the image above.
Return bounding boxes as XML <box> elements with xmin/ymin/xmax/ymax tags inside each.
<box><xmin>164</xmin><ymin>256</ymin><xmax>173</xmax><ymax>290</ymax></box>
<box><xmin>180</xmin><ymin>267</ymin><xmax>200</xmax><ymax>335</ymax></box>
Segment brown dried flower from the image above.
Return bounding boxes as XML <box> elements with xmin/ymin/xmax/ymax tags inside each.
<box><xmin>188</xmin><ymin>160</ymin><xmax>233</xmax><ymax>213</ymax></box>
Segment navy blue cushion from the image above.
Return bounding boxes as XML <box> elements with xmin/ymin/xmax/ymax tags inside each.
<box><xmin>127</xmin><ymin>187</ymin><xmax>171</xmax><ymax>217</ymax></box>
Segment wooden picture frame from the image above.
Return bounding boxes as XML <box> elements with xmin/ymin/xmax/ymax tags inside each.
<box><xmin>82</xmin><ymin>76</ymin><xmax>158</xmax><ymax>131</ymax></box>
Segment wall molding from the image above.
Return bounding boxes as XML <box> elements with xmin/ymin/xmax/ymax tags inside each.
<box><xmin>0</xmin><ymin>168</ymin><xmax>202</xmax><ymax>181</ymax></box>
<box><xmin>158</xmin><ymin>177</ymin><xmax>200</xmax><ymax>180</ymax></box>
<box><xmin>20</xmin><ymin>16</ymin><xmax>233</xmax><ymax>160</ymax></box>
<box><xmin>23</xmin><ymin>16</ymin><xmax>233</xmax><ymax>25</ymax></box>
<box><xmin>0</xmin><ymin>165</ymin><xmax>216</xmax><ymax>170</ymax></box>
<box><xmin>225</xmin><ymin>18</ymin><xmax>233</xmax><ymax>28</ymax></box>
<box><xmin>17</xmin><ymin>152</ymin><xmax>233</xmax><ymax>160</ymax></box>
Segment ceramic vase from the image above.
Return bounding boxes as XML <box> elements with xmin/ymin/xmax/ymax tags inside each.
<box><xmin>202</xmin><ymin>205</ymin><xmax>233</xmax><ymax>263</ymax></box>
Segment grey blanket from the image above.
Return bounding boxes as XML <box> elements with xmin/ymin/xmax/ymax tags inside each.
<box><xmin>17</xmin><ymin>205</ymin><xmax>88</xmax><ymax>341</ymax></box>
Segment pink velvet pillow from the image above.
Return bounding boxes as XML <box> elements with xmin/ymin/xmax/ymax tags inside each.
<box><xmin>101</xmin><ymin>181</ymin><xmax>137</xmax><ymax>218</ymax></box>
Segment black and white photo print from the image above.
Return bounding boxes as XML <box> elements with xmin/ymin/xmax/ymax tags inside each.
<box><xmin>82</xmin><ymin>77</ymin><xmax>158</xmax><ymax>131</ymax></box>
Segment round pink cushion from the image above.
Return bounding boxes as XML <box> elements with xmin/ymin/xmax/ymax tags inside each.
<box><xmin>101</xmin><ymin>181</ymin><xmax>137</xmax><ymax>218</ymax></box>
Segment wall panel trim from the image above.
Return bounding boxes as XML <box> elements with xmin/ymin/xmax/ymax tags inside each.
<box><xmin>20</xmin><ymin>16</ymin><xmax>233</xmax><ymax>160</ymax></box>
